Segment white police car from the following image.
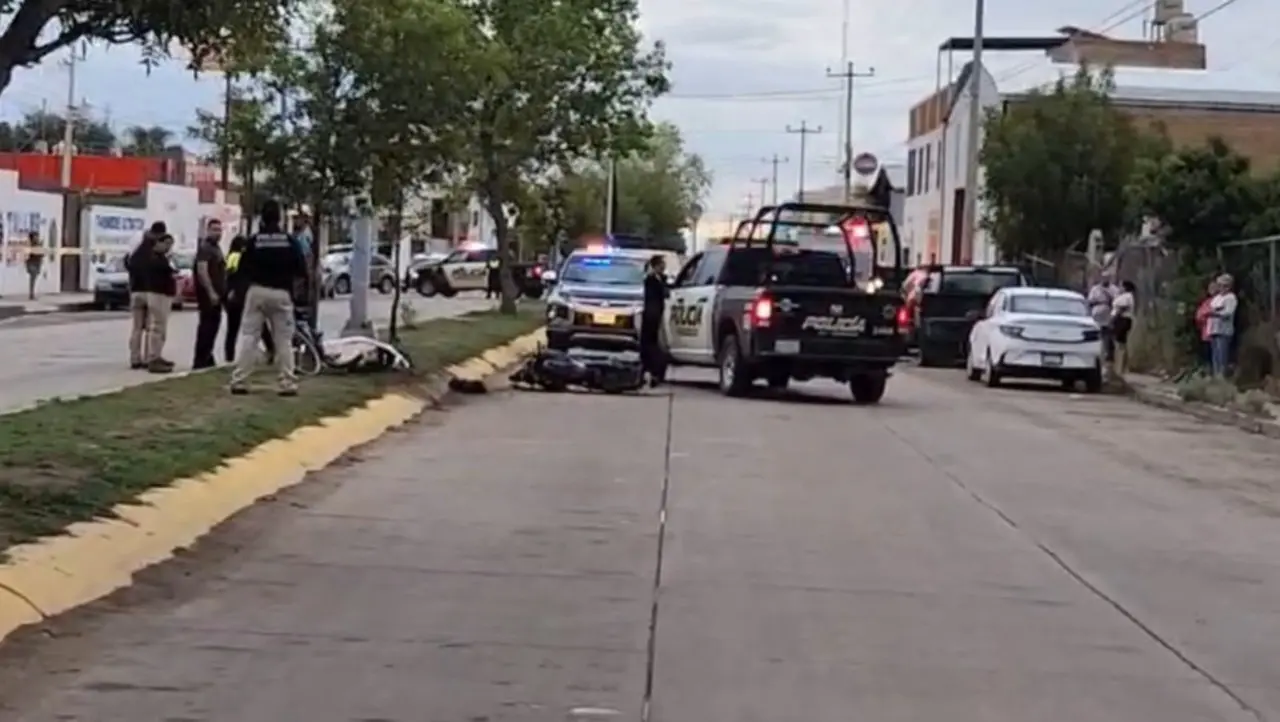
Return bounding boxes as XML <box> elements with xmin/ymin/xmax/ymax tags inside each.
<box><xmin>545</xmin><ymin>247</ymin><xmax>651</xmax><ymax>351</ymax></box>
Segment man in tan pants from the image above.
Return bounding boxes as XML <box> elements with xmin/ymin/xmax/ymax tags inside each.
<box><xmin>229</xmin><ymin>285</ymin><xmax>296</xmax><ymax>394</ymax></box>
<box><xmin>228</xmin><ymin>199</ymin><xmax>307</xmax><ymax>396</ymax></box>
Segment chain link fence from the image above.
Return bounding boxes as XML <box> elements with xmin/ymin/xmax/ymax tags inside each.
<box><xmin>1219</xmin><ymin>234</ymin><xmax>1280</xmax><ymax>329</ymax></box>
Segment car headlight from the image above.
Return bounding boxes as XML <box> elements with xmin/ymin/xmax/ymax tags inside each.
<box><xmin>998</xmin><ymin>324</ymin><xmax>1024</xmax><ymax>338</ymax></box>
<box><xmin>547</xmin><ymin>302</ymin><xmax>570</xmax><ymax>320</ymax></box>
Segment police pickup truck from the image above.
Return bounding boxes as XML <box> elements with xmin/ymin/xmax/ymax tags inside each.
<box><xmin>662</xmin><ymin>202</ymin><xmax>905</xmax><ymax>404</ymax></box>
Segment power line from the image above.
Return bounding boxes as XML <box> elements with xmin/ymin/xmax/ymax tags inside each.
<box><xmin>1197</xmin><ymin>0</ymin><xmax>1246</xmax><ymax>22</ymax></box>
<box><xmin>664</xmin><ymin>74</ymin><xmax>931</xmax><ymax>100</ymax></box>
<box><xmin>995</xmin><ymin>0</ymin><xmax>1156</xmax><ymax>85</ymax></box>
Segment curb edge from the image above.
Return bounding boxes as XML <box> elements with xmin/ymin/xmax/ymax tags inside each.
<box><xmin>0</xmin><ymin>327</ymin><xmax>544</xmax><ymax>645</ymax></box>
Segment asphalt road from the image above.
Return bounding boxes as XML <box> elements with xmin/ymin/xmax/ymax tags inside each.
<box><xmin>4</xmin><ymin>367</ymin><xmax>1280</xmax><ymax>720</ymax></box>
<box><xmin>0</xmin><ymin>294</ymin><xmax>493</xmax><ymax>412</ymax></box>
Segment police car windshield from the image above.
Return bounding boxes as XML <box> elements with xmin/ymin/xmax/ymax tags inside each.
<box><xmin>929</xmin><ymin>270</ymin><xmax>1021</xmax><ymax>295</ymax></box>
<box><xmin>562</xmin><ymin>255</ymin><xmax>646</xmax><ymax>285</ymax></box>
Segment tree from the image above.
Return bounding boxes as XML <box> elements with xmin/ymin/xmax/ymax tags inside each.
<box><xmin>450</xmin><ymin>0</ymin><xmax>669</xmax><ymax>312</ymax></box>
<box><xmin>121</xmin><ymin>125</ymin><xmax>174</xmax><ymax>156</ymax></box>
<box><xmin>0</xmin><ymin>0</ymin><xmax>298</xmax><ymax>97</ymax></box>
<box><xmin>0</xmin><ymin>110</ymin><xmax>117</xmax><ymax>153</ymax></box>
<box><xmin>517</xmin><ymin>123</ymin><xmax>708</xmax><ymax>254</ymax></box>
<box><xmin>980</xmin><ymin>65</ymin><xmax>1140</xmax><ymax>262</ymax></box>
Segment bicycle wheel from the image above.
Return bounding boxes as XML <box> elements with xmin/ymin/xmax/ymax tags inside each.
<box><xmin>293</xmin><ymin>334</ymin><xmax>324</xmax><ymax>376</ymax></box>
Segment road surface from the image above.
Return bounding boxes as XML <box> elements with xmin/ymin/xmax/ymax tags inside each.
<box><xmin>0</xmin><ymin>295</ymin><xmax>492</xmax><ymax>412</ymax></box>
<box><xmin>3</xmin><ymin>367</ymin><xmax>1280</xmax><ymax>720</ymax></box>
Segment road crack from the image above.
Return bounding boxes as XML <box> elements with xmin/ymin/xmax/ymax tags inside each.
<box><xmin>640</xmin><ymin>391</ymin><xmax>675</xmax><ymax>722</ymax></box>
<box><xmin>883</xmin><ymin>422</ymin><xmax>1267</xmax><ymax>722</ymax></box>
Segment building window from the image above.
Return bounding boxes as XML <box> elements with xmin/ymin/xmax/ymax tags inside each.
<box><xmin>923</xmin><ymin>144</ymin><xmax>932</xmax><ymax>193</ymax></box>
<box><xmin>906</xmin><ymin>149</ymin><xmax>916</xmax><ymax>196</ymax></box>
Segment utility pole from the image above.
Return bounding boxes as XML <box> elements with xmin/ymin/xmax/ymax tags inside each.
<box><xmin>826</xmin><ymin>61</ymin><xmax>875</xmax><ymax>201</ymax></box>
<box><xmin>762</xmin><ymin>155</ymin><xmax>788</xmax><ymax>205</ymax></box>
<box><xmin>752</xmin><ymin>177</ymin><xmax>769</xmax><ymax>209</ymax></box>
<box><xmin>961</xmin><ymin>0</ymin><xmax>986</xmax><ymax>262</ymax></box>
<box><xmin>60</xmin><ymin>45</ymin><xmax>83</xmax><ymax>188</ymax></box>
<box><xmin>785</xmin><ymin>122</ymin><xmax>823</xmax><ymax>202</ymax></box>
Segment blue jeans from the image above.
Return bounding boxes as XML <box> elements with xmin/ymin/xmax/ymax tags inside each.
<box><xmin>1209</xmin><ymin>334</ymin><xmax>1231</xmax><ymax>376</ymax></box>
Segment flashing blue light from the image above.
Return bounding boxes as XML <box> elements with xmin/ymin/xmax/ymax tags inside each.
<box><xmin>576</xmin><ymin>256</ymin><xmax>615</xmax><ymax>266</ymax></box>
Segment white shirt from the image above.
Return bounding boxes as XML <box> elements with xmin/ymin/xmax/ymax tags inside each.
<box><xmin>1207</xmin><ymin>291</ymin><xmax>1237</xmax><ymax>337</ymax></box>
<box><xmin>1111</xmin><ymin>291</ymin><xmax>1134</xmax><ymax>318</ymax></box>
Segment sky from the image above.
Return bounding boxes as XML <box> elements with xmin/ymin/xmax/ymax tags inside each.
<box><xmin>1</xmin><ymin>0</ymin><xmax>1276</xmax><ymax>231</ymax></box>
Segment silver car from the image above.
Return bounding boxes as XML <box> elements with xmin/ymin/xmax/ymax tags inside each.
<box><xmin>545</xmin><ymin>249</ymin><xmax>650</xmax><ymax>351</ymax></box>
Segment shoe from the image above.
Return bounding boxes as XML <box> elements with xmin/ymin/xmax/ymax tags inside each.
<box><xmin>277</xmin><ymin>387</ymin><xmax>298</xmax><ymax>397</ymax></box>
<box><xmin>130</xmin><ymin>361</ymin><xmax>146</xmax><ymax>370</ymax></box>
<box><xmin>147</xmin><ymin>360</ymin><xmax>174</xmax><ymax>374</ymax></box>
<box><xmin>229</xmin><ymin>386</ymin><xmax>249</xmax><ymax>395</ymax></box>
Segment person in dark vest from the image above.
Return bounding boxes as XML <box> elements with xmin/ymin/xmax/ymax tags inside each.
<box><xmin>486</xmin><ymin>252</ymin><xmax>501</xmax><ymax>299</ymax></box>
<box><xmin>640</xmin><ymin>254</ymin><xmax>668</xmax><ymax>387</ymax></box>
<box><xmin>224</xmin><ymin>235</ymin><xmax>276</xmax><ymax>364</ymax></box>
<box><xmin>228</xmin><ymin>200</ymin><xmax>308</xmax><ymax>395</ymax></box>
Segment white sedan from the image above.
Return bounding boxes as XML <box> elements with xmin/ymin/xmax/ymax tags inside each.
<box><xmin>965</xmin><ymin>286</ymin><xmax>1103</xmax><ymax>392</ymax></box>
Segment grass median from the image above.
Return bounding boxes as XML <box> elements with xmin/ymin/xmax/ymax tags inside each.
<box><xmin>0</xmin><ymin>306</ymin><xmax>544</xmax><ymax>555</ymax></box>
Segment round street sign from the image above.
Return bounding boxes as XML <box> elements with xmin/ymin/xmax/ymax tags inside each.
<box><xmin>852</xmin><ymin>152</ymin><xmax>879</xmax><ymax>175</ymax></box>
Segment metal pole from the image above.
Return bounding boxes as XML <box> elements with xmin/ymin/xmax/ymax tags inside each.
<box><xmin>838</xmin><ymin>0</ymin><xmax>849</xmax><ymax>162</ymax></box>
<box><xmin>960</xmin><ymin>0</ymin><xmax>985</xmax><ymax>262</ymax></box>
<box><xmin>60</xmin><ymin>48</ymin><xmax>77</xmax><ymax>188</ymax></box>
<box><xmin>753</xmin><ymin>177</ymin><xmax>768</xmax><ymax>208</ymax></box>
<box><xmin>220</xmin><ymin>72</ymin><xmax>233</xmax><ymax>189</ymax></box>
<box><xmin>1271</xmin><ymin>239</ymin><xmax>1276</xmax><ymax>324</ymax></box>
<box><xmin>342</xmin><ymin>198</ymin><xmax>375</xmax><ymax>337</ymax></box>
<box><xmin>827</xmin><ymin>63</ymin><xmax>874</xmax><ymax>201</ymax></box>
<box><xmin>763</xmin><ymin>155</ymin><xmax>788</xmax><ymax>206</ymax></box>
<box><xmin>786</xmin><ymin>122</ymin><xmax>823</xmax><ymax>202</ymax></box>
<box><xmin>604</xmin><ymin>156</ymin><xmax>615</xmax><ymax>236</ymax></box>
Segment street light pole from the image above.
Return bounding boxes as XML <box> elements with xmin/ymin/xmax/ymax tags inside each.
<box><xmin>960</xmin><ymin>0</ymin><xmax>985</xmax><ymax>262</ymax></box>
<box><xmin>763</xmin><ymin>154</ymin><xmax>788</xmax><ymax>206</ymax></box>
<box><xmin>827</xmin><ymin>62</ymin><xmax>875</xmax><ymax>201</ymax></box>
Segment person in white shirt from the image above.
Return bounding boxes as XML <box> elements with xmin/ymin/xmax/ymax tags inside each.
<box><xmin>1087</xmin><ymin>272</ymin><xmax>1120</xmax><ymax>364</ymax></box>
<box><xmin>1207</xmin><ymin>273</ymin><xmax>1238</xmax><ymax>377</ymax></box>
<box><xmin>1110</xmin><ymin>281</ymin><xmax>1136</xmax><ymax>374</ymax></box>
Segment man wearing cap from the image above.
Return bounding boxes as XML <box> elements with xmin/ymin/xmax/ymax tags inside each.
<box><xmin>1207</xmin><ymin>273</ymin><xmax>1238</xmax><ymax>377</ymax></box>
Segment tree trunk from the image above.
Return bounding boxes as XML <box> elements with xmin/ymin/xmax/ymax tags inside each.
<box><xmin>484</xmin><ymin>191</ymin><xmax>518</xmax><ymax>314</ymax></box>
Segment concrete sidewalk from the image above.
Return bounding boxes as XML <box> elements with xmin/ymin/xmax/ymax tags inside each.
<box><xmin>0</xmin><ymin>293</ymin><xmax>96</xmax><ymax>319</ymax></box>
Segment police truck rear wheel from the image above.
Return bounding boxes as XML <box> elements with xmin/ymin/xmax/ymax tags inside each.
<box><xmin>849</xmin><ymin>373</ymin><xmax>887</xmax><ymax>404</ymax></box>
<box><xmin>717</xmin><ymin>336</ymin><xmax>753</xmax><ymax>397</ymax></box>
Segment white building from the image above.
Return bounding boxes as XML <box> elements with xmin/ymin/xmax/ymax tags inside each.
<box><xmin>901</xmin><ymin>61</ymin><xmax>1000</xmax><ymax>267</ymax></box>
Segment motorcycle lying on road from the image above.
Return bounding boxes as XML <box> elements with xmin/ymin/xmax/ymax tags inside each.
<box><xmin>509</xmin><ymin>347</ymin><xmax>645</xmax><ymax>393</ymax></box>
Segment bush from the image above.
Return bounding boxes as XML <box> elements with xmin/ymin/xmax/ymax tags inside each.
<box><xmin>1175</xmin><ymin>375</ymin><xmax>1275</xmax><ymax>417</ymax></box>
<box><xmin>1235</xmin><ymin>322</ymin><xmax>1278</xmax><ymax>388</ymax></box>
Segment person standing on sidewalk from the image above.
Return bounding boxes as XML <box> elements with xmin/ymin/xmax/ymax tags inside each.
<box><xmin>125</xmin><ymin>229</ymin><xmax>159</xmax><ymax>369</ymax></box>
<box><xmin>192</xmin><ymin>219</ymin><xmax>227</xmax><ymax>369</ymax></box>
<box><xmin>229</xmin><ymin>200</ymin><xmax>308</xmax><ymax>396</ymax></box>
<box><xmin>135</xmin><ymin>232</ymin><xmax>178</xmax><ymax>373</ymax></box>
<box><xmin>1110</xmin><ymin>280</ymin><xmax>1136</xmax><ymax>376</ymax></box>
<box><xmin>24</xmin><ymin>231</ymin><xmax>44</xmax><ymax>300</ymax></box>
<box><xmin>225</xmin><ymin>235</ymin><xmax>278</xmax><ymax>364</ymax></box>
<box><xmin>1087</xmin><ymin>271</ymin><xmax>1120</xmax><ymax>373</ymax></box>
<box><xmin>1207</xmin><ymin>273</ymin><xmax>1238</xmax><ymax>378</ymax></box>
<box><xmin>1195</xmin><ymin>279</ymin><xmax>1218</xmax><ymax>370</ymax></box>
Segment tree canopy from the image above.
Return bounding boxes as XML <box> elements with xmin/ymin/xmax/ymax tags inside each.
<box><xmin>515</xmin><ymin>123</ymin><xmax>709</xmax><ymax>255</ymax></box>
<box><xmin>980</xmin><ymin>65</ymin><xmax>1142</xmax><ymax>260</ymax></box>
<box><xmin>0</xmin><ymin>110</ymin><xmax>116</xmax><ymax>153</ymax></box>
<box><xmin>0</xmin><ymin>0</ymin><xmax>299</xmax><ymax>95</ymax></box>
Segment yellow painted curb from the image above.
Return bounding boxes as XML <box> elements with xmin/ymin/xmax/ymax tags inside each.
<box><xmin>0</xmin><ymin>329</ymin><xmax>543</xmax><ymax>645</ymax></box>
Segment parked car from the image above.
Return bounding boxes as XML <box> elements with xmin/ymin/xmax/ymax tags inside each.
<box><xmin>92</xmin><ymin>253</ymin><xmax>192</xmax><ymax>310</ymax></box>
<box><xmin>321</xmin><ymin>250</ymin><xmax>398</xmax><ymax>297</ymax></box>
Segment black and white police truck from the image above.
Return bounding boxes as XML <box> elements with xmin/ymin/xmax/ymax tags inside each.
<box><xmin>661</xmin><ymin>201</ymin><xmax>906</xmax><ymax>403</ymax></box>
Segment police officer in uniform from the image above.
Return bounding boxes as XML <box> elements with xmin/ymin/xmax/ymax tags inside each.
<box><xmin>640</xmin><ymin>254</ymin><xmax>668</xmax><ymax>386</ymax></box>
<box><xmin>228</xmin><ymin>200</ymin><xmax>309</xmax><ymax>396</ymax></box>
<box><xmin>485</xmin><ymin>252</ymin><xmax>501</xmax><ymax>299</ymax></box>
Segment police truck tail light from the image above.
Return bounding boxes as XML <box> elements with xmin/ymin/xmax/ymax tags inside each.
<box><xmin>896</xmin><ymin>305</ymin><xmax>910</xmax><ymax>329</ymax></box>
<box><xmin>748</xmin><ymin>293</ymin><xmax>773</xmax><ymax>327</ymax></box>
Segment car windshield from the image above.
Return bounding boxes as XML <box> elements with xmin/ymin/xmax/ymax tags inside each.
<box><xmin>930</xmin><ymin>270</ymin><xmax>1022</xmax><ymax>295</ymax></box>
<box><xmin>1010</xmin><ymin>295</ymin><xmax>1088</xmax><ymax>316</ymax></box>
<box><xmin>171</xmin><ymin>253</ymin><xmax>194</xmax><ymax>270</ymax></box>
<box><xmin>323</xmin><ymin>252</ymin><xmax>350</xmax><ymax>266</ymax></box>
<box><xmin>103</xmin><ymin>255</ymin><xmax>128</xmax><ymax>272</ymax></box>
<box><xmin>562</xmin><ymin>255</ymin><xmax>646</xmax><ymax>285</ymax></box>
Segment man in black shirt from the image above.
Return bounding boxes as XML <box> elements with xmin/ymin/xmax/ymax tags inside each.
<box><xmin>229</xmin><ymin>200</ymin><xmax>308</xmax><ymax>396</ymax></box>
<box><xmin>135</xmin><ymin>233</ymin><xmax>178</xmax><ymax>373</ymax></box>
<box><xmin>640</xmin><ymin>254</ymin><xmax>668</xmax><ymax>386</ymax></box>
<box><xmin>192</xmin><ymin>219</ymin><xmax>227</xmax><ymax>369</ymax></box>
